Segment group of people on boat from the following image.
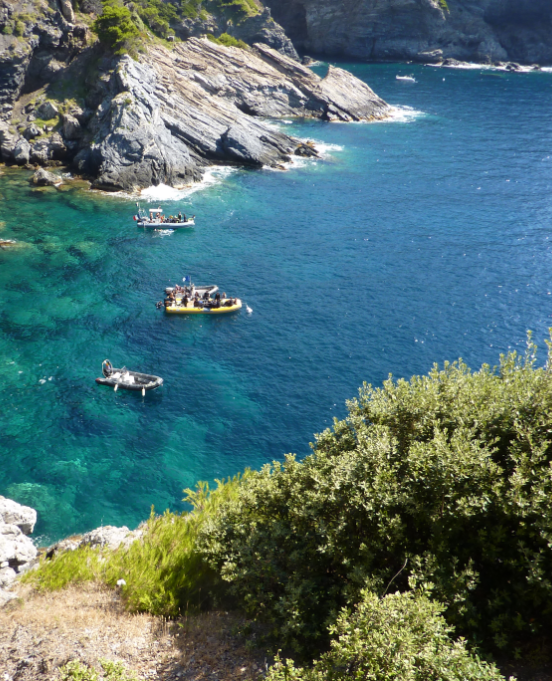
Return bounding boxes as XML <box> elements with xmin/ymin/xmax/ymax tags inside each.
<box><xmin>158</xmin><ymin>286</ymin><xmax>237</xmax><ymax>310</ymax></box>
<box><xmin>149</xmin><ymin>212</ymin><xmax>188</xmax><ymax>224</ymax></box>
<box><xmin>158</xmin><ymin>288</ymin><xmax>238</xmax><ymax>310</ymax></box>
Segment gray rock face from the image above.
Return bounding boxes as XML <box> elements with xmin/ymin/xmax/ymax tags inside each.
<box><xmin>0</xmin><ymin>523</ymin><xmax>37</xmax><ymax>565</ymax></box>
<box><xmin>83</xmin><ymin>39</ymin><xmax>390</xmax><ymax>191</ymax></box>
<box><xmin>0</xmin><ymin>496</ymin><xmax>37</xmax><ymax>534</ymax></box>
<box><xmin>45</xmin><ymin>525</ymin><xmax>143</xmax><ymax>558</ymax></box>
<box><xmin>62</xmin><ymin>113</ymin><xmax>82</xmax><ymax>140</ymax></box>
<box><xmin>13</xmin><ymin>137</ymin><xmax>30</xmax><ymax>164</ymax></box>
<box><xmin>266</xmin><ymin>0</ymin><xmax>552</xmax><ymax>65</ymax></box>
<box><xmin>80</xmin><ymin>525</ymin><xmax>143</xmax><ymax>551</ymax></box>
<box><xmin>174</xmin><ymin>6</ymin><xmax>298</xmax><ymax>60</ymax></box>
<box><xmin>0</xmin><ymin>497</ymin><xmax>38</xmax><ymax>605</ymax></box>
<box><xmin>229</xmin><ymin>8</ymin><xmax>299</xmax><ymax>60</ymax></box>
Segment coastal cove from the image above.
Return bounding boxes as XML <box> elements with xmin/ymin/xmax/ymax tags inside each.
<box><xmin>1</xmin><ymin>62</ymin><xmax>552</xmax><ymax>544</ymax></box>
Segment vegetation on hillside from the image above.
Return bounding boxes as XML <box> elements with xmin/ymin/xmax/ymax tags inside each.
<box><xmin>27</xmin><ymin>335</ymin><xmax>552</xmax><ymax>678</ymax></box>
<box><xmin>92</xmin><ymin>0</ymin><xmax>258</xmax><ymax>53</ymax></box>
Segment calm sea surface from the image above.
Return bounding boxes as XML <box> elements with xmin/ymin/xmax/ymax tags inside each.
<box><xmin>1</xmin><ymin>63</ymin><xmax>552</xmax><ymax>543</ymax></box>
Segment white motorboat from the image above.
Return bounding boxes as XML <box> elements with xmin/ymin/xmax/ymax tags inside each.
<box><xmin>396</xmin><ymin>75</ymin><xmax>416</xmax><ymax>83</ymax></box>
<box><xmin>133</xmin><ymin>204</ymin><xmax>195</xmax><ymax>229</ymax></box>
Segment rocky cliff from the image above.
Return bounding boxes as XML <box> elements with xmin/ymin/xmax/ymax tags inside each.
<box><xmin>0</xmin><ymin>0</ymin><xmax>391</xmax><ymax>191</ymax></box>
<box><xmin>266</xmin><ymin>0</ymin><xmax>552</xmax><ymax>65</ymax></box>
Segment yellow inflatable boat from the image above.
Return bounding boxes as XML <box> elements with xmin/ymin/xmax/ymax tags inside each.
<box><xmin>165</xmin><ymin>298</ymin><xmax>242</xmax><ymax>314</ymax></box>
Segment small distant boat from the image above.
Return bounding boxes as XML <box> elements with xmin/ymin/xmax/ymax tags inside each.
<box><xmin>133</xmin><ymin>203</ymin><xmax>195</xmax><ymax>229</ymax></box>
<box><xmin>95</xmin><ymin>360</ymin><xmax>163</xmax><ymax>395</ymax></box>
<box><xmin>396</xmin><ymin>75</ymin><xmax>416</xmax><ymax>83</ymax></box>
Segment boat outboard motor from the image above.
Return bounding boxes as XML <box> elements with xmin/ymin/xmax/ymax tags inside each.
<box><xmin>102</xmin><ymin>359</ymin><xmax>113</xmax><ymax>378</ymax></box>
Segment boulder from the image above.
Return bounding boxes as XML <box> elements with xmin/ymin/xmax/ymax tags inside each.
<box><xmin>62</xmin><ymin>113</ymin><xmax>82</xmax><ymax>140</ymax></box>
<box><xmin>0</xmin><ymin>523</ymin><xmax>37</xmax><ymax>567</ymax></box>
<box><xmin>294</xmin><ymin>142</ymin><xmax>318</xmax><ymax>158</ymax></box>
<box><xmin>30</xmin><ymin>139</ymin><xmax>52</xmax><ymax>164</ymax></box>
<box><xmin>80</xmin><ymin>525</ymin><xmax>143</xmax><ymax>551</ymax></box>
<box><xmin>0</xmin><ymin>124</ymin><xmax>18</xmax><ymax>162</ymax></box>
<box><xmin>31</xmin><ymin>167</ymin><xmax>61</xmax><ymax>186</ymax></box>
<box><xmin>49</xmin><ymin>132</ymin><xmax>68</xmax><ymax>160</ymax></box>
<box><xmin>0</xmin><ymin>567</ymin><xmax>16</xmax><ymax>588</ymax></box>
<box><xmin>59</xmin><ymin>0</ymin><xmax>74</xmax><ymax>23</ymax></box>
<box><xmin>220</xmin><ymin>125</ymin><xmax>265</xmax><ymax>166</ymax></box>
<box><xmin>36</xmin><ymin>100</ymin><xmax>59</xmax><ymax>120</ymax></box>
<box><xmin>0</xmin><ymin>496</ymin><xmax>37</xmax><ymax>534</ymax></box>
<box><xmin>13</xmin><ymin>138</ymin><xmax>31</xmax><ymax>165</ymax></box>
<box><xmin>23</xmin><ymin>124</ymin><xmax>41</xmax><ymax>140</ymax></box>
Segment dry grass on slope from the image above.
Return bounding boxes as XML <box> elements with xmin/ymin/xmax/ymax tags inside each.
<box><xmin>0</xmin><ymin>583</ymin><xmax>268</xmax><ymax>681</ymax></box>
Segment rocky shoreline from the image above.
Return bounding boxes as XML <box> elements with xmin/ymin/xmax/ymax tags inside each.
<box><xmin>0</xmin><ymin>495</ymin><xmax>143</xmax><ymax>607</ymax></box>
<box><xmin>0</xmin><ymin>0</ymin><xmax>391</xmax><ymax>192</ymax></box>
<box><xmin>267</xmin><ymin>0</ymin><xmax>552</xmax><ymax>66</ymax></box>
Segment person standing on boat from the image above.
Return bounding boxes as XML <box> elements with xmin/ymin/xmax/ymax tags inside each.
<box><xmin>178</xmin><ymin>212</ymin><xmax>182</xmax><ymax>222</ymax></box>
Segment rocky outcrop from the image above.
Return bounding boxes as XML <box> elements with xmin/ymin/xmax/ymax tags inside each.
<box><xmin>0</xmin><ymin>0</ymin><xmax>390</xmax><ymax>189</ymax></box>
<box><xmin>45</xmin><ymin>525</ymin><xmax>143</xmax><ymax>558</ymax></box>
<box><xmin>0</xmin><ymin>497</ymin><xmax>38</xmax><ymax>605</ymax></box>
<box><xmin>266</xmin><ymin>0</ymin><xmax>552</xmax><ymax>65</ymax></box>
<box><xmin>175</xmin><ymin>6</ymin><xmax>299</xmax><ymax>61</ymax></box>
<box><xmin>75</xmin><ymin>39</ymin><xmax>390</xmax><ymax>191</ymax></box>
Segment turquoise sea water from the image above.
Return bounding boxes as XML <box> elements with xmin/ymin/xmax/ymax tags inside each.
<box><xmin>1</xmin><ymin>63</ymin><xmax>552</xmax><ymax>543</ymax></box>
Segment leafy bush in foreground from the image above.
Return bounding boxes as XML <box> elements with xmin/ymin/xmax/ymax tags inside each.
<box><xmin>198</xmin><ymin>336</ymin><xmax>552</xmax><ymax>652</ymax></box>
<box><xmin>266</xmin><ymin>591</ymin><xmax>508</xmax><ymax>681</ymax></box>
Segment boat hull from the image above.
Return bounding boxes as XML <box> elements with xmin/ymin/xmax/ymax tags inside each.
<box><xmin>137</xmin><ymin>219</ymin><xmax>195</xmax><ymax>229</ymax></box>
<box><xmin>165</xmin><ymin>299</ymin><xmax>242</xmax><ymax>314</ymax></box>
<box><xmin>96</xmin><ymin>368</ymin><xmax>163</xmax><ymax>391</ymax></box>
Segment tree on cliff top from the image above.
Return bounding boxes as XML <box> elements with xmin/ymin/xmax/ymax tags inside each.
<box><xmin>197</xmin><ymin>333</ymin><xmax>552</xmax><ymax>655</ymax></box>
<box><xmin>93</xmin><ymin>0</ymin><xmax>140</xmax><ymax>53</ymax></box>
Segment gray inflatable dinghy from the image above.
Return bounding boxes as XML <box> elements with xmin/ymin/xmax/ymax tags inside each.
<box><xmin>96</xmin><ymin>360</ymin><xmax>163</xmax><ymax>396</ymax></box>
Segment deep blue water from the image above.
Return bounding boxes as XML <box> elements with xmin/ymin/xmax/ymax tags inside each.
<box><xmin>1</xmin><ymin>63</ymin><xmax>552</xmax><ymax>543</ymax></box>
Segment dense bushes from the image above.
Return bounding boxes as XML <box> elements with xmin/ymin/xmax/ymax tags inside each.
<box><xmin>266</xmin><ymin>591</ymin><xmax>506</xmax><ymax>681</ymax></box>
<box><xmin>198</xmin><ymin>336</ymin><xmax>552</xmax><ymax>653</ymax></box>
<box><xmin>92</xmin><ymin>0</ymin><xmax>258</xmax><ymax>51</ymax></box>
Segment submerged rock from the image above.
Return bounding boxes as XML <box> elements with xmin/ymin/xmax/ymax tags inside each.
<box><xmin>31</xmin><ymin>167</ymin><xmax>62</xmax><ymax>186</ymax></box>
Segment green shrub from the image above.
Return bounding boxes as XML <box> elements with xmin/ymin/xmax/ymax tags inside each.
<box><xmin>26</xmin><ymin>476</ymin><xmax>246</xmax><ymax>616</ymax></box>
<box><xmin>207</xmin><ymin>32</ymin><xmax>247</xmax><ymax>48</ymax></box>
<box><xmin>60</xmin><ymin>659</ymin><xmax>136</xmax><ymax>681</ymax></box>
<box><xmin>14</xmin><ymin>20</ymin><xmax>25</xmax><ymax>36</ymax></box>
<box><xmin>198</xmin><ymin>335</ymin><xmax>552</xmax><ymax>653</ymax></box>
<box><xmin>266</xmin><ymin>591</ymin><xmax>508</xmax><ymax>681</ymax></box>
<box><xmin>93</xmin><ymin>0</ymin><xmax>140</xmax><ymax>53</ymax></box>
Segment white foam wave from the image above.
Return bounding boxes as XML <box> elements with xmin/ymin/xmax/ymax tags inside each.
<box><xmin>140</xmin><ymin>166</ymin><xmax>237</xmax><ymax>202</ymax></box>
<box><xmin>246</xmin><ymin>305</ymin><xmax>253</xmax><ymax>314</ymax></box>
<box><xmin>384</xmin><ymin>105</ymin><xmax>426</xmax><ymax>123</ymax></box>
<box><xmin>98</xmin><ymin>166</ymin><xmax>237</xmax><ymax>201</ymax></box>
